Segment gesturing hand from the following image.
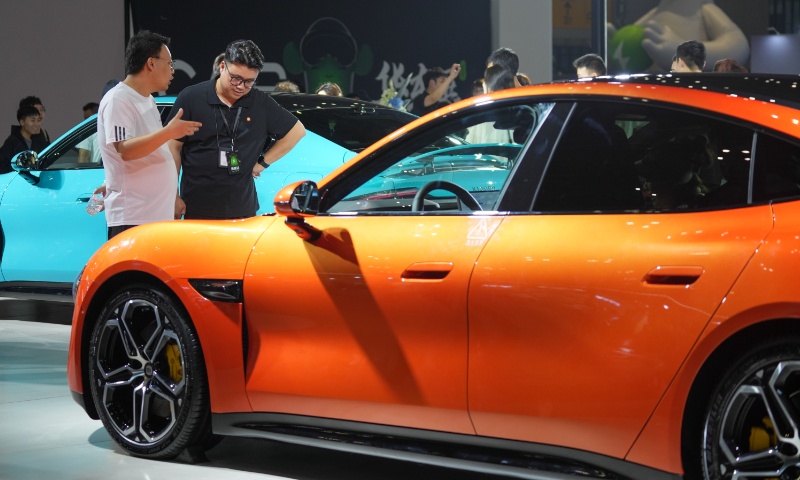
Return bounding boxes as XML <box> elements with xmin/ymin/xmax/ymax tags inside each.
<box><xmin>166</xmin><ymin>108</ymin><xmax>202</xmax><ymax>139</ymax></box>
<box><xmin>449</xmin><ymin>63</ymin><xmax>461</xmax><ymax>79</ymax></box>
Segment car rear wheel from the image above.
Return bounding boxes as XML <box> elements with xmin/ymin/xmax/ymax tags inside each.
<box><xmin>88</xmin><ymin>284</ymin><xmax>212</xmax><ymax>458</ymax></box>
<box><xmin>701</xmin><ymin>340</ymin><xmax>800</xmax><ymax>480</ymax></box>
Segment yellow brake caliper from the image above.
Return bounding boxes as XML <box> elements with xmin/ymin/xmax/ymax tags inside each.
<box><xmin>165</xmin><ymin>342</ymin><xmax>183</xmax><ymax>383</ymax></box>
<box><xmin>749</xmin><ymin>417</ymin><xmax>780</xmax><ymax>480</ymax></box>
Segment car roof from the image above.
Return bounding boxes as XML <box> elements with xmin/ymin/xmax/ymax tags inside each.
<box><xmin>156</xmin><ymin>92</ymin><xmax>405</xmax><ymax>114</ymax></box>
<box><xmin>566</xmin><ymin>73</ymin><xmax>800</xmax><ymax>110</ymax></box>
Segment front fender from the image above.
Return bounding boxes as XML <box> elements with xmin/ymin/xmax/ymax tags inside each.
<box><xmin>68</xmin><ymin>216</ymin><xmax>277</xmax><ymax>413</ymax></box>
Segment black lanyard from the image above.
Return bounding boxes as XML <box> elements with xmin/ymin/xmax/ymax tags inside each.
<box><xmin>215</xmin><ymin>105</ymin><xmax>242</xmax><ymax>151</ymax></box>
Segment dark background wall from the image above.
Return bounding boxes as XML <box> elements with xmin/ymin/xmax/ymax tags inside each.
<box><xmin>129</xmin><ymin>0</ymin><xmax>492</xmax><ymax>106</ymax></box>
<box><xmin>0</xmin><ymin>1</ymin><xmax>125</xmax><ymax>142</ymax></box>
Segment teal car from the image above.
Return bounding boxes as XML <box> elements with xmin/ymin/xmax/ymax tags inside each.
<box><xmin>0</xmin><ymin>94</ymin><xmax>415</xmax><ymax>300</ymax></box>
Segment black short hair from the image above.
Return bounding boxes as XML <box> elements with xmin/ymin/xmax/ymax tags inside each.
<box><xmin>224</xmin><ymin>40</ymin><xmax>265</xmax><ymax>71</ymax></box>
<box><xmin>19</xmin><ymin>96</ymin><xmax>43</xmax><ymax>108</ymax></box>
<box><xmin>125</xmin><ymin>30</ymin><xmax>170</xmax><ymax>76</ymax></box>
<box><xmin>487</xmin><ymin>47</ymin><xmax>519</xmax><ymax>74</ymax></box>
<box><xmin>83</xmin><ymin>102</ymin><xmax>99</xmax><ymax>113</ymax></box>
<box><xmin>423</xmin><ymin>67</ymin><xmax>447</xmax><ymax>88</ymax></box>
<box><xmin>676</xmin><ymin>40</ymin><xmax>706</xmax><ymax>70</ymax></box>
<box><xmin>17</xmin><ymin>105</ymin><xmax>40</xmax><ymax>122</ymax></box>
<box><xmin>485</xmin><ymin>65</ymin><xmax>516</xmax><ymax>93</ymax></box>
<box><xmin>573</xmin><ymin>53</ymin><xmax>606</xmax><ymax>76</ymax></box>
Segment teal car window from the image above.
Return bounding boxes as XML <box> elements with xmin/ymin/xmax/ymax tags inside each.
<box><xmin>328</xmin><ymin>103</ymin><xmax>555</xmax><ymax>214</ymax></box>
<box><xmin>45</xmin><ymin>121</ymin><xmax>103</xmax><ymax>171</ymax></box>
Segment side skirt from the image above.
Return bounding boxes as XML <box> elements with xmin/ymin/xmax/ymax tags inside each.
<box><xmin>0</xmin><ymin>281</ymin><xmax>73</xmax><ymax>303</ymax></box>
<box><xmin>212</xmin><ymin>413</ymin><xmax>681</xmax><ymax>480</ymax></box>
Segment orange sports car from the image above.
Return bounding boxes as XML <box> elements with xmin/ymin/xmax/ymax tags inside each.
<box><xmin>68</xmin><ymin>73</ymin><xmax>800</xmax><ymax>480</ymax></box>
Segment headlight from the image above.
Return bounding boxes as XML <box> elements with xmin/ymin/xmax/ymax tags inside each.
<box><xmin>73</xmin><ymin>266</ymin><xmax>86</xmax><ymax>301</ymax></box>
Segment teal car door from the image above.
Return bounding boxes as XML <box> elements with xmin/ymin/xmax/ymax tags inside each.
<box><xmin>1</xmin><ymin>119</ymin><xmax>106</xmax><ymax>283</ymax></box>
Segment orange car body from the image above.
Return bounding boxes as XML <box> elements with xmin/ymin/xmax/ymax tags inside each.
<box><xmin>68</xmin><ymin>75</ymin><xmax>800</xmax><ymax>478</ymax></box>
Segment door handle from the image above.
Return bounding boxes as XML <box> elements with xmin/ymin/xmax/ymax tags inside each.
<box><xmin>401</xmin><ymin>262</ymin><xmax>454</xmax><ymax>281</ymax></box>
<box><xmin>643</xmin><ymin>266</ymin><xmax>704</xmax><ymax>285</ymax></box>
<box><xmin>77</xmin><ymin>195</ymin><xmax>92</xmax><ymax>202</ymax></box>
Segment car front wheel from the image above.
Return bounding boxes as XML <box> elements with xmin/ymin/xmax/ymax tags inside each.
<box><xmin>701</xmin><ymin>340</ymin><xmax>800</xmax><ymax>480</ymax></box>
<box><xmin>88</xmin><ymin>284</ymin><xmax>211</xmax><ymax>458</ymax></box>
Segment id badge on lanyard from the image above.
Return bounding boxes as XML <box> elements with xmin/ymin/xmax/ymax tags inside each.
<box><xmin>218</xmin><ymin>147</ymin><xmax>240</xmax><ymax>174</ymax></box>
<box><xmin>216</xmin><ymin>106</ymin><xmax>242</xmax><ymax>175</ymax></box>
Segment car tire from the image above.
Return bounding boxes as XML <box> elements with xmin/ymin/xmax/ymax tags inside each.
<box><xmin>88</xmin><ymin>284</ymin><xmax>211</xmax><ymax>459</ymax></box>
<box><xmin>699</xmin><ymin>339</ymin><xmax>800</xmax><ymax>480</ymax></box>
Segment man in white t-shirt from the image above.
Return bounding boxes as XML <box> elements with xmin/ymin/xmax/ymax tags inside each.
<box><xmin>97</xmin><ymin>30</ymin><xmax>201</xmax><ymax>240</ymax></box>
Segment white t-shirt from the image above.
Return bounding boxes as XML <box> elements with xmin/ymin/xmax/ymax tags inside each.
<box><xmin>76</xmin><ymin>133</ymin><xmax>101</xmax><ymax>164</ymax></box>
<box><xmin>98</xmin><ymin>83</ymin><xmax>177</xmax><ymax>227</ymax></box>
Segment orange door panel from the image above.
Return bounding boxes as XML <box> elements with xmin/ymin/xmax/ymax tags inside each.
<box><xmin>467</xmin><ymin>207</ymin><xmax>772</xmax><ymax>458</ymax></box>
<box><xmin>244</xmin><ymin>214</ymin><xmax>503</xmax><ymax>434</ymax></box>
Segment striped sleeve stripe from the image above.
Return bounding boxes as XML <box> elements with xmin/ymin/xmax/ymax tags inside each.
<box><xmin>113</xmin><ymin>126</ymin><xmax>128</xmax><ymax>142</ymax></box>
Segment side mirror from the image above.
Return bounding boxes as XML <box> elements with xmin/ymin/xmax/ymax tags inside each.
<box><xmin>13</xmin><ymin>151</ymin><xmax>39</xmax><ymax>171</ymax></box>
<box><xmin>274</xmin><ymin>181</ymin><xmax>321</xmax><ymax>241</ymax></box>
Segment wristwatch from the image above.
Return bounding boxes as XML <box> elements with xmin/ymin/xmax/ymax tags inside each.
<box><xmin>257</xmin><ymin>158</ymin><xmax>269</xmax><ymax>169</ymax></box>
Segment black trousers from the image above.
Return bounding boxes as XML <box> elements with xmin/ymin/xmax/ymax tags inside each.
<box><xmin>108</xmin><ymin>224</ymin><xmax>136</xmax><ymax>240</ymax></box>
<box><xmin>183</xmin><ymin>213</ymin><xmax>252</xmax><ymax>220</ymax></box>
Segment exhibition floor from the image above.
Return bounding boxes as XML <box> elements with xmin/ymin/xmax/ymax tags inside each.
<box><xmin>0</xmin><ymin>300</ymin><xmax>494</xmax><ymax>480</ymax></box>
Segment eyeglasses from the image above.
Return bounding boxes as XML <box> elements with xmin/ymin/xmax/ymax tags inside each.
<box><xmin>152</xmin><ymin>56</ymin><xmax>175</xmax><ymax>70</ymax></box>
<box><xmin>224</xmin><ymin>63</ymin><xmax>257</xmax><ymax>89</ymax></box>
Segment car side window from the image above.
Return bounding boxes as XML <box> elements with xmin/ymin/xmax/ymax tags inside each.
<box><xmin>533</xmin><ymin>102</ymin><xmax>755</xmax><ymax>213</ymax></box>
<box><xmin>45</xmin><ymin>122</ymin><xmax>102</xmax><ymax>170</ymax></box>
<box><xmin>752</xmin><ymin>133</ymin><xmax>800</xmax><ymax>203</ymax></box>
<box><xmin>327</xmin><ymin>103</ymin><xmax>555</xmax><ymax>214</ymax></box>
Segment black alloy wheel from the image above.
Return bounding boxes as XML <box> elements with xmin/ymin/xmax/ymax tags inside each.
<box><xmin>88</xmin><ymin>285</ymin><xmax>213</xmax><ymax>458</ymax></box>
<box><xmin>701</xmin><ymin>340</ymin><xmax>800</xmax><ymax>480</ymax></box>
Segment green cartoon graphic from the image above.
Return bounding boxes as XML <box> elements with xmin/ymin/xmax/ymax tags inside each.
<box><xmin>283</xmin><ymin>17</ymin><xmax>373</xmax><ymax>94</ymax></box>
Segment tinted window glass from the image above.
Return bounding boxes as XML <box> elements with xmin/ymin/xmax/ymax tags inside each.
<box><xmin>45</xmin><ymin>122</ymin><xmax>103</xmax><ymax>170</ymax></box>
<box><xmin>289</xmin><ymin>106</ymin><xmax>414</xmax><ymax>152</ymax></box>
<box><xmin>327</xmin><ymin>103</ymin><xmax>554</xmax><ymax>214</ymax></box>
<box><xmin>534</xmin><ymin>102</ymin><xmax>754</xmax><ymax>212</ymax></box>
<box><xmin>752</xmin><ymin>133</ymin><xmax>800</xmax><ymax>203</ymax></box>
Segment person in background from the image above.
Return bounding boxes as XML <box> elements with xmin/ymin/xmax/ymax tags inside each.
<box><xmin>102</xmin><ymin>79</ymin><xmax>120</xmax><ymax>99</ymax></box>
<box><xmin>465</xmin><ymin>66</ymin><xmax>518</xmax><ymax>145</ymax></box>
<box><xmin>316</xmin><ymin>83</ymin><xmax>343</xmax><ymax>96</ymax></box>
<box><xmin>410</xmin><ymin>64</ymin><xmax>461</xmax><ymax>116</ymax></box>
<box><xmin>671</xmin><ymin>40</ymin><xmax>706</xmax><ymax>72</ymax></box>
<box><xmin>275</xmin><ymin>80</ymin><xmax>300</xmax><ymax>93</ymax></box>
<box><xmin>472</xmin><ymin>78</ymin><xmax>485</xmax><ymax>96</ymax></box>
<box><xmin>211</xmin><ymin>53</ymin><xmax>224</xmax><ymax>80</ymax></box>
<box><xmin>713</xmin><ymin>58</ymin><xmax>747</xmax><ymax>72</ymax></box>
<box><xmin>573</xmin><ymin>53</ymin><xmax>607</xmax><ymax>77</ymax></box>
<box><xmin>83</xmin><ymin>102</ymin><xmax>99</xmax><ymax>119</ymax></box>
<box><xmin>19</xmin><ymin>96</ymin><xmax>51</xmax><ymax>143</ymax></box>
<box><xmin>0</xmin><ymin>106</ymin><xmax>48</xmax><ymax>174</ymax></box>
<box><xmin>487</xmin><ymin>47</ymin><xmax>519</xmax><ymax>74</ymax></box>
<box><xmin>516</xmin><ymin>73</ymin><xmax>532</xmax><ymax>86</ymax></box>
<box><xmin>485</xmin><ymin>65</ymin><xmax>516</xmax><ymax>93</ymax></box>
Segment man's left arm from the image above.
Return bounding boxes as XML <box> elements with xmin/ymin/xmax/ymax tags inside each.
<box><xmin>252</xmin><ymin>121</ymin><xmax>305</xmax><ymax>177</ymax></box>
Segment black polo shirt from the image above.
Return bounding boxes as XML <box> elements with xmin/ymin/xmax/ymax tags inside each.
<box><xmin>166</xmin><ymin>80</ymin><xmax>298</xmax><ymax>218</ymax></box>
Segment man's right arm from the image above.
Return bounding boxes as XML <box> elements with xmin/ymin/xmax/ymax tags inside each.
<box><xmin>424</xmin><ymin>63</ymin><xmax>462</xmax><ymax>107</ymax></box>
<box><xmin>114</xmin><ymin>108</ymin><xmax>201</xmax><ymax>161</ymax></box>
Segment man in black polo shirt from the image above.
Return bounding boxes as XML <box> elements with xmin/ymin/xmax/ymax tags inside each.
<box><xmin>166</xmin><ymin>39</ymin><xmax>305</xmax><ymax>219</ymax></box>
